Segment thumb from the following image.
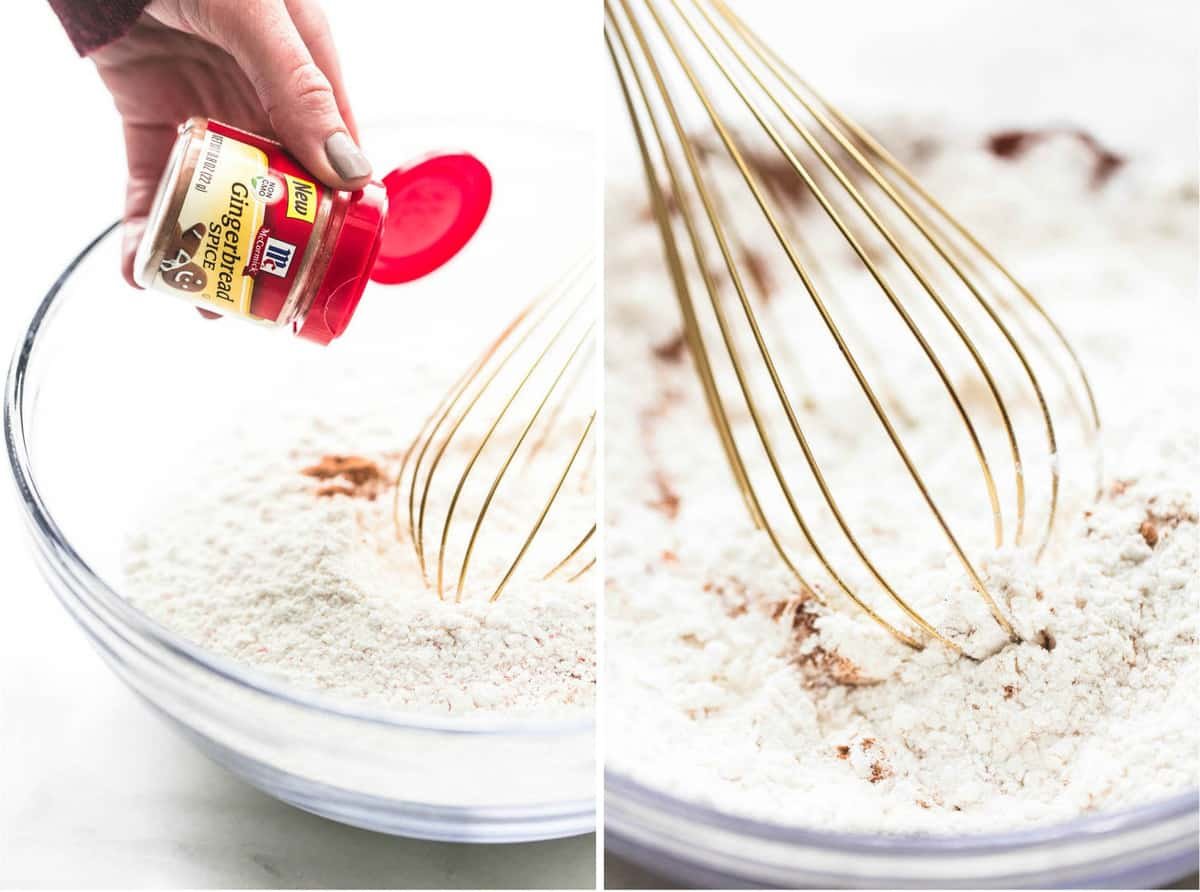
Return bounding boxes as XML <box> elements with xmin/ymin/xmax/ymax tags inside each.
<box><xmin>194</xmin><ymin>0</ymin><xmax>372</xmax><ymax>190</ymax></box>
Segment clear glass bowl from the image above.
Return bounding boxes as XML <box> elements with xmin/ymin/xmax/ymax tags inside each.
<box><xmin>607</xmin><ymin>769</ymin><xmax>1198</xmax><ymax>887</ymax></box>
<box><xmin>3</xmin><ymin>121</ymin><xmax>596</xmax><ymax>843</ymax></box>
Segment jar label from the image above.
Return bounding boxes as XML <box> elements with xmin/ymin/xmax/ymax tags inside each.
<box><xmin>151</xmin><ymin>121</ymin><xmax>325</xmax><ymax>323</ymax></box>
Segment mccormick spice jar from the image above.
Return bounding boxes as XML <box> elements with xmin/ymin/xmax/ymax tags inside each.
<box><xmin>133</xmin><ymin>117</ymin><xmax>491</xmax><ymax>344</ymax></box>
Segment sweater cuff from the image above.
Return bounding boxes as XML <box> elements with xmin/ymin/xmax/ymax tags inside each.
<box><xmin>48</xmin><ymin>0</ymin><xmax>153</xmax><ymax>56</ymax></box>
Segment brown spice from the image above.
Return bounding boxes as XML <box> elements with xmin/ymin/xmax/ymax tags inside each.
<box><xmin>1034</xmin><ymin>629</ymin><xmax>1057</xmax><ymax>652</ymax></box>
<box><xmin>638</xmin><ymin>137</ymin><xmax>814</xmax><ymax>211</ymax></box>
<box><xmin>869</xmin><ymin>761</ymin><xmax>892</xmax><ymax>784</ymax></box>
<box><xmin>314</xmin><ymin>484</ymin><xmax>356</xmax><ymax>499</ymax></box>
<box><xmin>787</xmin><ymin>603</ymin><xmax>868</xmax><ymax>686</ymax></box>
<box><xmin>741</xmin><ymin>248</ymin><xmax>776</xmax><ymax>301</ymax></box>
<box><xmin>792</xmin><ymin>603</ymin><xmax>819</xmax><ymax>637</ymax></box>
<box><xmin>769</xmin><ymin>599</ymin><xmax>788</xmax><ymax>620</ymax></box>
<box><xmin>1109</xmin><ymin>478</ymin><xmax>1134</xmax><ymax>498</ymax></box>
<box><xmin>1139</xmin><ymin>518</ymin><xmax>1159</xmax><ymax>548</ymax></box>
<box><xmin>1003</xmin><ymin>684</ymin><xmax>1017</xmax><ymax>700</ymax></box>
<box><xmin>648</xmin><ymin>470</ymin><xmax>681</xmax><ymax>519</ymax></box>
<box><xmin>637</xmin><ymin>188</ymin><xmax>681</xmax><ymax>222</ymax></box>
<box><xmin>301</xmin><ymin>455</ymin><xmax>386</xmax><ymax>501</ymax></box>
<box><xmin>985</xmin><ymin>128</ymin><xmax>1126</xmax><ymax>188</ymax></box>
<box><xmin>652</xmin><ymin>331</ymin><xmax>687</xmax><ymax>363</ymax></box>
<box><xmin>907</xmin><ymin>136</ymin><xmax>940</xmax><ymax>164</ymax></box>
<box><xmin>1146</xmin><ymin>505</ymin><xmax>1198</xmax><ymax>531</ymax></box>
<box><xmin>639</xmin><ymin>388</ymin><xmax>685</xmax><ymax>519</ymax></box>
<box><xmin>703</xmin><ymin>575</ymin><xmax>752</xmax><ymax>619</ymax></box>
<box><xmin>725</xmin><ymin>600</ymin><xmax>749</xmax><ymax>619</ymax></box>
<box><xmin>835</xmin><ymin>745</ymin><xmax>851</xmax><ymax>760</ymax></box>
<box><xmin>986</xmin><ymin>131</ymin><xmax>1031</xmax><ymax>159</ymax></box>
<box><xmin>734</xmin><ymin>143</ymin><xmax>813</xmax><ymax>207</ymax></box>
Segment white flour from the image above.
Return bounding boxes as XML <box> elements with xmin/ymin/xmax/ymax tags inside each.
<box><xmin>124</xmin><ymin>407</ymin><xmax>596</xmax><ymax>718</ymax></box>
<box><xmin>605</xmin><ymin>123</ymin><xmax>1199</xmax><ymax>832</ymax></box>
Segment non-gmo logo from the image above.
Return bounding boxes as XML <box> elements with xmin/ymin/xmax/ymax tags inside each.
<box><xmin>260</xmin><ymin>237</ymin><xmax>296</xmax><ymax>278</ymax></box>
<box><xmin>250</xmin><ymin>174</ymin><xmax>285</xmax><ymax>205</ymax></box>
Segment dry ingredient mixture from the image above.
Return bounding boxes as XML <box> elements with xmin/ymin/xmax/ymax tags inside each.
<box><xmin>605</xmin><ymin>123</ymin><xmax>1199</xmax><ymax>833</ymax></box>
<box><xmin>123</xmin><ymin>396</ymin><xmax>595</xmax><ymax>718</ymax></box>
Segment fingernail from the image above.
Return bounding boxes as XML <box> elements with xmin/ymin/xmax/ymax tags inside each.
<box><xmin>325</xmin><ymin>131</ymin><xmax>371</xmax><ymax>181</ymax></box>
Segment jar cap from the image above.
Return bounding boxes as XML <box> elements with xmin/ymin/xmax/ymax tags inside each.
<box><xmin>296</xmin><ymin>180</ymin><xmax>387</xmax><ymax>345</ymax></box>
<box><xmin>297</xmin><ymin>152</ymin><xmax>491</xmax><ymax>344</ymax></box>
<box><xmin>369</xmin><ymin>153</ymin><xmax>492</xmax><ymax>284</ymax></box>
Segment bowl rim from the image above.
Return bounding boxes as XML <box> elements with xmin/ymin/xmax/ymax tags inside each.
<box><xmin>606</xmin><ymin>765</ymin><xmax>1199</xmax><ymax>854</ymax></box>
<box><xmin>5</xmin><ymin>219</ymin><xmax>594</xmax><ymax>739</ymax></box>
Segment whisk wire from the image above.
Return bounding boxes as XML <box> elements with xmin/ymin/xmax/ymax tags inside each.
<box><xmin>544</xmin><ymin>524</ymin><xmax>598</xmax><ymax>580</ymax></box>
<box><xmin>405</xmin><ymin>262</ymin><xmax>588</xmax><ymax>583</ymax></box>
<box><xmin>608</xmin><ymin>0</ymin><xmax>1101</xmax><ymax>651</ymax></box>
<box><xmin>657</xmin><ymin>0</ymin><xmax>1018</xmax><ymax>639</ymax></box>
<box><xmin>610</xmin><ymin>0</ymin><xmax>939</xmax><ymax>649</ymax></box>
<box><xmin>694</xmin><ymin>0</ymin><xmax>1020</xmax><ymax>550</ymax></box>
<box><xmin>607</xmin><ymin>20</ymin><xmax>771</xmax><ymax>538</ymax></box>
<box><xmin>451</xmin><ymin>323</ymin><xmax>595</xmax><ymax>601</ymax></box>
<box><xmin>395</xmin><ymin>259</ymin><xmax>597</xmax><ymax>603</ymax></box>
<box><xmin>717</xmin><ymin>0</ymin><xmax>1101</xmax><ymax>522</ymax></box>
<box><xmin>488</xmin><ymin>411</ymin><xmax>598</xmax><ymax>602</ymax></box>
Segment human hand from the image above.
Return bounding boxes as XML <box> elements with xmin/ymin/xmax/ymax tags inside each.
<box><xmin>90</xmin><ymin>0</ymin><xmax>371</xmax><ymax>287</ymax></box>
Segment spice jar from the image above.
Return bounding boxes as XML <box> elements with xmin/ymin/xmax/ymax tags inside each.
<box><xmin>134</xmin><ymin>118</ymin><xmax>491</xmax><ymax>344</ymax></box>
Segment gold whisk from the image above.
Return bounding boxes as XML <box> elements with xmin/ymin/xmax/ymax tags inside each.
<box><xmin>606</xmin><ymin>0</ymin><xmax>1101</xmax><ymax>654</ymax></box>
<box><xmin>393</xmin><ymin>260</ymin><xmax>597</xmax><ymax>603</ymax></box>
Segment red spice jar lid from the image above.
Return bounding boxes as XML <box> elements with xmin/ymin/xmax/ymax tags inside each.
<box><xmin>370</xmin><ymin>153</ymin><xmax>492</xmax><ymax>285</ymax></box>
<box><xmin>297</xmin><ymin>153</ymin><xmax>491</xmax><ymax>344</ymax></box>
<box><xmin>296</xmin><ymin>180</ymin><xmax>388</xmax><ymax>345</ymax></box>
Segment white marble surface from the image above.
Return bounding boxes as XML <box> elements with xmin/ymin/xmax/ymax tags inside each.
<box><xmin>605</xmin><ymin>0</ymin><xmax>1198</xmax><ymax>172</ymax></box>
<box><xmin>0</xmin><ymin>3</ymin><xmax>596</xmax><ymax>888</ymax></box>
<box><xmin>0</xmin><ymin>593</ymin><xmax>594</xmax><ymax>889</ymax></box>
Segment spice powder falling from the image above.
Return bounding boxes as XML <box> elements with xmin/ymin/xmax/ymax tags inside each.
<box><xmin>604</xmin><ymin>123</ymin><xmax>1199</xmax><ymax>833</ymax></box>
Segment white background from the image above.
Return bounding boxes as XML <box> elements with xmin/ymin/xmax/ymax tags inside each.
<box><xmin>605</xmin><ymin>0</ymin><xmax>1198</xmax><ymax>170</ymax></box>
<box><xmin>0</xmin><ymin>2</ymin><xmax>597</xmax><ymax>888</ymax></box>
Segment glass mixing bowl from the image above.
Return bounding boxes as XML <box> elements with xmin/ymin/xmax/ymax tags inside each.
<box><xmin>4</xmin><ymin>122</ymin><xmax>595</xmax><ymax>843</ymax></box>
<box><xmin>606</xmin><ymin>769</ymin><xmax>1198</xmax><ymax>887</ymax></box>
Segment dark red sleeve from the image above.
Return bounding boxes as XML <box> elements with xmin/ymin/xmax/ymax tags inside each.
<box><xmin>47</xmin><ymin>0</ymin><xmax>152</xmax><ymax>56</ymax></box>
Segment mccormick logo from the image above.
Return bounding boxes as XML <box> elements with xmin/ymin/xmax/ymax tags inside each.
<box><xmin>259</xmin><ymin>237</ymin><xmax>297</xmax><ymax>278</ymax></box>
<box><xmin>244</xmin><ymin>226</ymin><xmax>271</xmax><ymax>276</ymax></box>
<box><xmin>284</xmin><ymin>174</ymin><xmax>317</xmax><ymax>222</ymax></box>
<box><xmin>245</xmin><ymin>228</ymin><xmax>297</xmax><ymax>279</ymax></box>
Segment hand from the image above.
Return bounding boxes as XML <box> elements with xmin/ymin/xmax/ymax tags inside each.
<box><xmin>90</xmin><ymin>0</ymin><xmax>371</xmax><ymax>287</ymax></box>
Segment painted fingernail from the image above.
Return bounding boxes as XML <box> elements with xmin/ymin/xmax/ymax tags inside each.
<box><xmin>325</xmin><ymin>131</ymin><xmax>371</xmax><ymax>181</ymax></box>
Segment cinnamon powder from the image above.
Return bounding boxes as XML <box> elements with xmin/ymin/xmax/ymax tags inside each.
<box><xmin>301</xmin><ymin>454</ymin><xmax>386</xmax><ymax>501</ymax></box>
